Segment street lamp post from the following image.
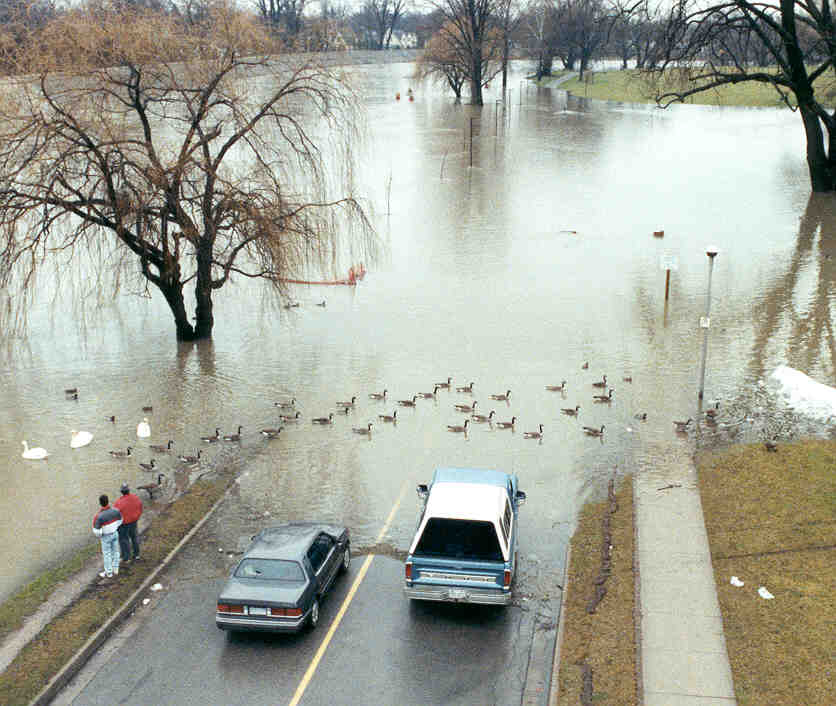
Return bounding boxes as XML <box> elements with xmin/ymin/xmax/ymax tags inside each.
<box><xmin>698</xmin><ymin>246</ymin><xmax>719</xmax><ymax>399</ymax></box>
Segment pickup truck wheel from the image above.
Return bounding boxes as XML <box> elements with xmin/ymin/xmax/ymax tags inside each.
<box><xmin>341</xmin><ymin>546</ymin><xmax>351</xmax><ymax>573</ymax></box>
<box><xmin>309</xmin><ymin>599</ymin><xmax>320</xmax><ymax>629</ymax></box>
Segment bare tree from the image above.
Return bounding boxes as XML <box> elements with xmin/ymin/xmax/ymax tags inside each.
<box><xmin>650</xmin><ymin>0</ymin><xmax>836</xmax><ymax>192</ymax></box>
<box><xmin>430</xmin><ymin>0</ymin><xmax>505</xmax><ymax>104</ymax></box>
<box><xmin>360</xmin><ymin>0</ymin><xmax>406</xmax><ymax>49</ymax></box>
<box><xmin>0</xmin><ymin>2</ymin><xmax>373</xmax><ymax>340</ymax></box>
<box><xmin>415</xmin><ymin>19</ymin><xmax>472</xmax><ymax>99</ymax></box>
<box><xmin>255</xmin><ymin>0</ymin><xmax>307</xmax><ymax>38</ymax></box>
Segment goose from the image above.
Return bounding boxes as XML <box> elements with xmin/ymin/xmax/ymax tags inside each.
<box><xmin>201</xmin><ymin>428</ymin><xmax>221</xmax><ymax>442</ymax></box>
<box><xmin>455</xmin><ymin>382</ymin><xmax>474</xmax><ymax>393</ymax></box>
<box><xmin>283</xmin><ymin>301</ymin><xmax>300</xmax><ymax>309</ymax></box>
<box><xmin>142</xmin><ymin>405</ymin><xmax>153</xmax><ymax>413</ymax></box>
<box><xmin>764</xmin><ymin>436</ymin><xmax>778</xmax><ymax>452</ymax></box>
<box><xmin>705</xmin><ymin>402</ymin><xmax>720</xmax><ymax>418</ymax></box>
<box><xmin>435</xmin><ymin>377</ymin><xmax>452</xmax><ymax>389</ymax></box>
<box><xmin>21</xmin><ymin>441</ymin><xmax>49</xmax><ymax>460</ymax></box>
<box><xmin>622</xmin><ymin>376</ymin><xmax>633</xmax><ymax>383</ymax></box>
<box><xmin>634</xmin><ymin>412</ymin><xmax>647</xmax><ymax>421</ymax></box>
<box><xmin>490</xmin><ymin>390</ymin><xmax>511</xmax><ymax>401</ymax></box>
<box><xmin>592</xmin><ymin>375</ymin><xmax>608</xmax><ymax>389</ymax></box>
<box><xmin>316</xmin><ymin>300</ymin><xmax>326</xmax><ymax>307</ymax></box>
<box><xmin>336</xmin><ymin>396</ymin><xmax>357</xmax><ymax>409</ymax></box>
<box><xmin>139</xmin><ymin>459</ymin><xmax>157</xmax><ymax>471</ymax></box>
<box><xmin>378</xmin><ymin>410</ymin><xmax>397</xmax><ymax>423</ymax></box>
<box><xmin>137</xmin><ymin>474</ymin><xmax>166</xmax><ymax>499</ymax></box>
<box><xmin>275</xmin><ymin>398</ymin><xmax>296</xmax><ymax>409</ymax></box>
<box><xmin>419</xmin><ymin>386</ymin><xmax>440</xmax><ymax>399</ymax></box>
<box><xmin>67</xmin><ymin>392</ymin><xmax>78</xmax><ymax>400</ymax></box>
<box><xmin>279</xmin><ymin>411</ymin><xmax>301</xmax><ymax>423</ymax></box>
<box><xmin>109</xmin><ymin>446</ymin><xmax>132</xmax><ymax>458</ymax></box>
<box><xmin>397</xmin><ymin>396</ymin><xmax>418</xmax><ymax>407</ymax></box>
<box><xmin>222</xmin><ymin>426</ymin><xmax>243</xmax><ymax>441</ymax></box>
<box><xmin>471</xmin><ymin>410</ymin><xmax>495</xmax><ymax>422</ymax></box>
<box><xmin>312</xmin><ymin>413</ymin><xmax>334</xmax><ymax>424</ymax></box>
<box><xmin>70</xmin><ymin>430</ymin><xmax>94</xmax><ymax>448</ymax></box>
<box><xmin>447</xmin><ymin>419</ymin><xmax>470</xmax><ymax>433</ymax></box>
<box><xmin>136</xmin><ymin>417</ymin><xmax>151</xmax><ymax>438</ymax></box>
<box><xmin>352</xmin><ymin>423</ymin><xmax>373</xmax><ymax>435</ymax></box>
<box><xmin>673</xmin><ymin>418</ymin><xmax>692</xmax><ymax>432</ymax></box>
<box><xmin>64</xmin><ymin>387</ymin><xmax>78</xmax><ymax>395</ymax></box>
<box><xmin>561</xmin><ymin>405</ymin><xmax>580</xmax><ymax>416</ymax></box>
<box><xmin>582</xmin><ymin>362</ymin><xmax>589</xmax><ymax>370</ymax></box>
<box><xmin>149</xmin><ymin>440</ymin><xmax>174</xmax><ymax>453</ymax></box>
<box><xmin>369</xmin><ymin>389</ymin><xmax>387</xmax><ymax>400</ymax></box>
<box><xmin>178</xmin><ymin>450</ymin><xmax>202</xmax><ymax>463</ymax></box>
<box><xmin>593</xmin><ymin>389</ymin><xmax>614</xmax><ymax>402</ymax></box>
<box><xmin>454</xmin><ymin>400</ymin><xmax>477</xmax><ymax>413</ymax></box>
<box><xmin>546</xmin><ymin>381</ymin><xmax>567</xmax><ymax>392</ymax></box>
<box><xmin>523</xmin><ymin>424</ymin><xmax>544</xmax><ymax>439</ymax></box>
<box><xmin>495</xmin><ymin>416</ymin><xmax>516</xmax><ymax>429</ymax></box>
<box><xmin>260</xmin><ymin>427</ymin><xmax>283</xmax><ymax>438</ymax></box>
<box><xmin>105</xmin><ymin>415</ymin><xmax>116</xmax><ymax>423</ymax></box>
<box><xmin>583</xmin><ymin>425</ymin><xmax>605</xmax><ymax>437</ymax></box>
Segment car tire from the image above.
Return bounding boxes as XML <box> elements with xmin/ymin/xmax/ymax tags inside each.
<box><xmin>309</xmin><ymin>598</ymin><xmax>320</xmax><ymax>629</ymax></box>
<box><xmin>340</xmin><ymin>545</ymin><xmax>351</xmax><ymax>573</ymax></box>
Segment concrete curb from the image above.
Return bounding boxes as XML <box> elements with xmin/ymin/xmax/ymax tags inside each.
<box><xmin>30</xmin><ymin>487</ymin><xmax>232</xmax><ymax>706</ymax></box>
<box><xmin>548</xmin><ymin>543</ymin><xmax>571</xmax><ymax>706</ymax></box>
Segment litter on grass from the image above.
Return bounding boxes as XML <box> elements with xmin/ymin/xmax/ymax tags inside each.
<box><xmin>151</xmin><ymin>583</ymin><xmax>163</xmax><ymax>592</ymax></box>
<box><xmin>758</xmin><ymin>586</ymin><xmax>774</xmax><ymax>600</ymax></box>
<box><xmin>730</xmin><ymin>576</ymin><xmax>744</xmax><ymax>587</ymax></box>
<box><xmin>142</xmin><ymin>598</ymin><xmax>150</xmax><ymax>605</ymax></box>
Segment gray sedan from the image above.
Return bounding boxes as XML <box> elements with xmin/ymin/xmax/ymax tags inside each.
<box><xmin>216</xmin><ymin>522</ymin><xmax>350</xmax><ymax>633</ymax></box>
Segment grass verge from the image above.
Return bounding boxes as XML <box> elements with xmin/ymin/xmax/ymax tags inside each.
<box><xmin>0</xmin><ymin>473</ymin><xmax>234</xmax><ymax>706</ymax></box>
<box><xmin>555</xmin><ymin>475</ymin><xmax>636</xmax><ymax>706</ymax></box>
<box><xmin>698</xmin><ymin>439</ymin><xmax>836</xmax><ymax>706</ymax></box>
<box><xmin>555</xmin><ymin>68</ymin><xmax>836</xmax><ymax>108</ymax></box>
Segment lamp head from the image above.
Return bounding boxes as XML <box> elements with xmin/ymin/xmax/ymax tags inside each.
<box><xmin>706</xmin><ymin>245</ymin><xmax>719</xmax><ymax>258</ymax></box>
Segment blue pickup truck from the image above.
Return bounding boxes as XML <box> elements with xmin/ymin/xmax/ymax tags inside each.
<box><xmin>403</xmin><ymin>467</ymin><xmax>526</xmax><ymax>605</ymax></box>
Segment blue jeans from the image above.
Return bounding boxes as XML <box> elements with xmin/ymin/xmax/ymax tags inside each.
<box><xmin>118</xmin><ymin>522</ymin><xmax>139</xmax><ymax>560</ymax></box>
<box><xmin>100</xmin><ymin>532</ymin><xmax>121</xmax><ymax>575</ymax></box>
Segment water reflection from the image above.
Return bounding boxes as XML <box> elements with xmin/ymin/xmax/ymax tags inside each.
<box><xmin>0</xmin><ymin>61</ymin><xmax>832</xmax><ymax>603</ymax></box>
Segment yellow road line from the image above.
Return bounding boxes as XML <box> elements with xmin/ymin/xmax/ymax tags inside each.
<box><xmin>288</xmin><ymin>479</ymin><xmax>408</xmax><ymax>706</ymax></box>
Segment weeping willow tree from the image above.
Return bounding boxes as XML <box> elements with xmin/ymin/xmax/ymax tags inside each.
<box><xmin>0</xmin><ymin>1</ymin><xmax>373</xmax><ymax>340</ymax></box>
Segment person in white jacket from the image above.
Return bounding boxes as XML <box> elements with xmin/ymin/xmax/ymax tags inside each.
<box><xmin>92</xmin><ymin>494</ymin><xmax>123</xmax><ymax>578</ymax></box>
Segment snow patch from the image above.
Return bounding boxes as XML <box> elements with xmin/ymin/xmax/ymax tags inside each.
<box><xmin>769</xmin><ymin>365</ymin><xmax>836</xmax><ymax>422</ymax></box>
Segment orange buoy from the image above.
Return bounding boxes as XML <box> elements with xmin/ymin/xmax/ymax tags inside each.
<box><xmin>396</xmin><ymin>92</ymin><xmax>401</xmax><ymax>101</ymax></box>
<box><xmin>653</xmin><ymin>230</ymin><xmax>664</xmax><ymax>237</ymax></box>
<box><xmin>409</xmin><ymin>94</ymin><xmax>414</xmax><ymax>102</ymax></box>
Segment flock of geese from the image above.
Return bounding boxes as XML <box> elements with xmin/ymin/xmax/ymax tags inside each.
<box><xmin>19</xmin><ymin>370</ymin><xmax>715</xmax><ymax>474</ymax></box>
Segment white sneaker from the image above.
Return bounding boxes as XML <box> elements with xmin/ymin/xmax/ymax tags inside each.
<box><xmin>113</xmin><ymin>568</ymin><xmax>119</xmax><ymax>575</ymax></box>
<box><xmin>99</xmin><ymin>571</ymin><xmax>113</xmax><ymax>578</ymax></box>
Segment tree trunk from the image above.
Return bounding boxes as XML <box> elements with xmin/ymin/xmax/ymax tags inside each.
<box><xmin>192</xmin><ymin>246</ymin><xmax>215</xmax><ymax>340</ymax></box>
<box><xmin>471</xmin><ymin>49</ymin><xmax>483</xmax><ymax>105</ymax></box>
<box><xmin>800</xmin><ymin>104</ymin><xmax>836</xmax><ymax>192</ymax></box>
<box><xmin>158</xmin><ymin>278</ymin><xmax>196</xmax><ymax>341</ymax></box>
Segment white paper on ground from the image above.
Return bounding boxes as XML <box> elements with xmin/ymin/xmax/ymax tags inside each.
<box><xmin>730</xmin><ymin>576</ymin><xmax>744</xmax><ymax>587</ymax></box>
<box><xmin>758</xmin><ymin>586</ymin><xmax>774</xmax><ymax>599</ymax></box>
<box><xmin>151</xmin><ymin>583</ymin><xmax>163</xmax><ymax>592</ymax></box>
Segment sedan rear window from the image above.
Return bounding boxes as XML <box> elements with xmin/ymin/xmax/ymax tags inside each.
<box><xmin>234</xmin><ymin>559</ymin><xmax>305</xmax><ymax>581</ymax></box>
<box><xmin>414</xmin><ymin>518</ymin><xmax>502</xmax><ymax>562</ymax></box>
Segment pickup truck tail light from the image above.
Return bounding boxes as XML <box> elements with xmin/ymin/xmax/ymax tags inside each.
<box><xmin>405</xmin><ymin>562</ymin><xmax>412</xmax><ymax>580</ymax></box>
<box><xmin>217</xmin><ymin>603</ymin><xmax>244</xmax><ymax>614</ymax></box>
<box><xmin>503</xmin><ymin>570</ymin><xmax>511</xmax><ymax>588</ymax></box>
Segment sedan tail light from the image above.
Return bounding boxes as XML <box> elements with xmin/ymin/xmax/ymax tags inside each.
<box><xmin>217</xmin><ymin>603</ymin><xmax>244</xmax><ymax>614</ymax></box>
<box><xmin>405</xmin><ymin>562</ymin><xmax>412</xmax><ymax>580</ymax></box>
<box><xmin>503</xmin><ymin>570</ymin><xmax>511</xmax><ymax>588</ymax></box>
<box><xmin>270</xmin><ymin>607</ymin><xmax>303</xmax><ymax>617</ymax></box>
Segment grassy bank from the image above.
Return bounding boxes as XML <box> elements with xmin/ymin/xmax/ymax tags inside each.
<box><xmin>0</xmin><ymin>473</ymin><xmax>234</xmax><ymax>705</ymax></box>
<box><xmin>555</xmin><ymin>476</ymin><xmax>636</xmax><ymax>705</ymax></box>
<box><xmin>698</xmin><ymin>440</ymin><xmax>836</xmax><ymax>706</ymax></box>
<box><xmin>549</xmin><ymin>68</ymin><xmax>836</xmax><ymax>108</ymax></box>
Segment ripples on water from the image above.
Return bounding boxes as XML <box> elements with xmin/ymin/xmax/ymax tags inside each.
<box><xmin>1</xmin><ymin>61</ymin><xmax>832</xmax><ymax>602</ymax></box>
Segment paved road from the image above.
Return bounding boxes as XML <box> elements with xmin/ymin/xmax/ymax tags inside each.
<box><xmin>57</xmin><ymin>487</ymin><xmax>561</xmax><ymax>706</ymax></box>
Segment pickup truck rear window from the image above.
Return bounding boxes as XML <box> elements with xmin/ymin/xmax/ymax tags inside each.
<box><xmin>414</xmin><ymin>519</ymin><xmax>502</xmax><ymax>562</ymax></box>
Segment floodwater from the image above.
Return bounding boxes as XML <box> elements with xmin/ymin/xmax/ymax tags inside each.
<box><xmin>1</xmin><ymin>61</ymin><xmax>833</xmax><ymax>603</ymax></box>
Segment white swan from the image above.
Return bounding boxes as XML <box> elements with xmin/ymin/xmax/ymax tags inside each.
<box><xmin>70</xmin><ymin>430</ymin><xmax>93</xmax><ymax>448</ymax></box>
<box><xmin>22</xmin><ymin>441</ymin><xmax>49</xmax><ymax>460</ymax></box>
<box><xmin>136</xmin><ymin>417</ymin><xmax>151</xmax><ymax>438</ymax></box>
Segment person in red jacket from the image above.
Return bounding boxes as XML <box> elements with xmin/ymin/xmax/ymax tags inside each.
<box><xmin>114</xmin><ymin>483</ymin><xmax>143</xmax><ymax>562</ymax></box>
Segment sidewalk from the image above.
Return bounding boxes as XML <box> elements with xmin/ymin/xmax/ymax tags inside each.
<box><xmin>634</xmin><ymin>451</ymin><xmax>736</xmax><ymax>705</ymax></box>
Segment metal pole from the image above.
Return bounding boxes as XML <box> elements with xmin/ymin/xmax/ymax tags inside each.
<box><xmin>665</xmin><ymin>269</ymin><xmax>671</xmax><ymax>300</ymax></box>
<box><xmin>470</xmin><ymin>117</ymin><xmax>473</xmax><ymax>168</ymax></box>
<box><xmin>698</xmin><ymin>250</ymin><xmax>718</xmax><ymax>399</ymax></box>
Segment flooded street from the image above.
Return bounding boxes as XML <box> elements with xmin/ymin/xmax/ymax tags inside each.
<box><xmin>1</xmin><ymin>60</ymin><xmax>833</xmax><ymax>604</ymax></box>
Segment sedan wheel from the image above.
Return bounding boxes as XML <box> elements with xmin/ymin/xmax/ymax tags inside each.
<box><xmin>309</xmin><ymin>598</ymin><xmax>320</xmax><ymax>629</ymax></box>
<box><xmin>341</xmin><ymin>546</ymin><xmax>351</xmax><ymax>573</ymax></box>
